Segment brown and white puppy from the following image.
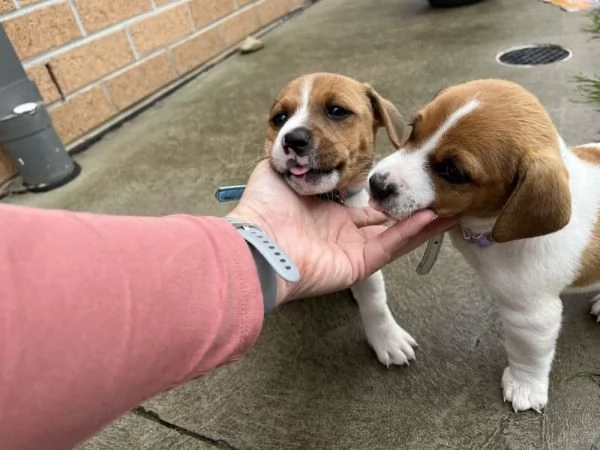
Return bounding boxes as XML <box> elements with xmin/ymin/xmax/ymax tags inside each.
<box><xmin>265</xmin><ymin>72</ymin><xmax>415</xmax><ymax>366</ymax></box>
<box><xmin>369</xmin><ymin>78</ymin><xmax>600</xmax><ymax>412</ymax></box>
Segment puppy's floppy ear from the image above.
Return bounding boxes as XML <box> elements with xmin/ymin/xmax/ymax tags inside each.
<box><xmin>491</xmin><ymin>153</ymin><xmax>571</xmax><ymax>243</ymax></box>
<box><xmin>365</xmin><ymin>84</ymin><xmax>407</xmax><ymax>149</ymax></box>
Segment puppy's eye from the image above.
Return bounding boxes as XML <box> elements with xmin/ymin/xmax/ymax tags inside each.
<box><xmin>325</xmin><ymin>105</ymin><xmax>352</xmax><ymax>120</ymax></box>
<box><xmin>271</xmin><ymin>112</ymin><xmax>288</xmax><ymax>127</ymax></box>
<box><xmin>433</xmin><ymin>158</ymin><xmax>471</xmax><ymax>184</ymax></box>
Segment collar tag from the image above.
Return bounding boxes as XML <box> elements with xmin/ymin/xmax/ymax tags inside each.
<box><xmin>416</xmin><ymin>233</ymin><xmax>444</xmax><ymax>275</ymax></box>
<box><xmin>215</xmin><ymin>185</ymin><xmax>246</xmax><ymax>202</ymax></box>
<box><xmin>462</xmin><ymin>227</ymin><xmax>494</xmax><ymax>247</ymax></box>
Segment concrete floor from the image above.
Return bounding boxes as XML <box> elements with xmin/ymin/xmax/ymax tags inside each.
<box><xmin>7</xmin><ymin>0</ymin><xmax>600</xmax><ymax>448</ymax></box>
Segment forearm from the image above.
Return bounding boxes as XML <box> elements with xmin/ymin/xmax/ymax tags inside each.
<box><xmin>0</xmin><ymin>204</ymin><xmax>264</xmax><ymax>449</ymax></box>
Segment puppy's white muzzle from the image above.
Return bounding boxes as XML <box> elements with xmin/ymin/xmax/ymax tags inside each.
<box><xmin>368</xmin><ymin>150</ymin><xmax>436</xmax><ymax>219</ymax></box>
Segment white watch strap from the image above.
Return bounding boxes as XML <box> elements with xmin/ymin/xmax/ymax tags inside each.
<box><xmin>225</xmin><ymin>217</ymin><xmax>300</xmax><ymax>316</ymax></box>
<box><xmin>225</xmin><ymin>217</ymin><xmax>300</xmax><ymax>283</ymax></box>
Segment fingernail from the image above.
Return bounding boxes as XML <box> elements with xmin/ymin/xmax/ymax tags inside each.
<box><xmin>424</xmin><ymin>210</ymin><xmax>437</xmax><ymax>221</ymax></box>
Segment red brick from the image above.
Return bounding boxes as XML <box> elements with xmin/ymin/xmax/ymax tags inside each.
<box><xmin>0</xmin><ymin>0</ymin><xmax>15</xmax><ymax>14</ymax></box>
<box><xmin>0</xmin><ymin>145</ymin><xmax>17</xmax><ymax>184</ymax></box>
<box><xmin>171</xmin><ymin>28</ymin><xmax>224</xmax><ymax>74</ymax></box>
<box><xmin>49</xmin><ymin>32</ymin><xmax>134</xmax><ymax>94</ymax></box>
<box><xmin>106</xmin><ymin>53</ymin><xmax>176</xmax><ymax>110</ymax></box>
<box><xmin>257</xmin><ymin>0</ymin><xmax>291</xmax><ymax>25</ymax></box>
<box><xmin>220</xmin><ymin>6</ymin><xmax>261</xmax><ymax>48</ymax></box>
<box><xmin>188</xmin><ymin>0</ymin><xmax>236</xmax><ymax>27</ymax></box>
<box><xmin>129</xmin><ymin>4</ymin><xmax>193</xmax><ymax>55</ymax></box>
<box><xmin>3</xmin><ymin>3</ymin><xmax>81</xmax><ymax>60</ymax></box>
<box><xmin>26</xmin><ymin>65</ymin><xmax>61</xmax><ymax>104</ymax></box>
<box><xmin>50</xmin><ymin>86</ymin><xmax>116</xmax><ymax>143</ymax></box>
<box><xmin>75</xmin><ymin>0</ymin><xmax>152</xmax><ymax>32</ymax></box>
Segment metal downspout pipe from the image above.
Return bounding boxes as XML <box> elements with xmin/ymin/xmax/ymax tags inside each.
<box><xmin>0</xmin><ymin>24</ymin><xmax>79</xmax><ymax>192</ymax></box>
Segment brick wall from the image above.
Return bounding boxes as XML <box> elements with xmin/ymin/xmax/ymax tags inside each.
<box><xmin>0</xmin><ymin>0</ymin><xmax>306</xmax><ymax>184</ymax></box>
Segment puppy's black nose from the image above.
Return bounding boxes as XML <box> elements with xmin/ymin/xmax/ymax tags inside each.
<box><xmin>283</xmin><ymin>128</ymin><xmax>311</xmax><ymax>155</ymax></box>
<box><xmin>369</xmin><ymin>173</ymin><xmax>397</xmax><ymax>202</ymax></box>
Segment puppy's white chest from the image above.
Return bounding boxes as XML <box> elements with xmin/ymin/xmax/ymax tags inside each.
<box><xmin>343</xmin><ymin>189</ymin><xmax>369</xmax><ymax>209</ymax></box>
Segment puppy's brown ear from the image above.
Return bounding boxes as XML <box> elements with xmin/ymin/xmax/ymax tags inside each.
<box><xmin>365</xmin><ymin>84</ymin><xmax>407</xmax><ymax>149</ymax></box>
<box><xmin>491</xmin><ymin>154</ymin><xmax>571</xmax><ymax>242</ymax></box>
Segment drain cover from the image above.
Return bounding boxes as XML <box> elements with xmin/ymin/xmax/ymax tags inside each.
<box><xmin>496</xmin><ymin>44</ymin><xmax>572</xmax><ymax>66</ymax></box>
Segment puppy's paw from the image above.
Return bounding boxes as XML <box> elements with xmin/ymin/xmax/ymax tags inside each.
<box><xmin>366</xmin><ymin>321</ymin><xmax>417</xmax><ymax>367</ymax></box>
<box><xmin>502</xmin><ymin>366</ymin><xmax>548</xmax><ymax>413</ymax></box>
<box><xmin>590</xmin><ymin>294</ymin><xmax>600</xmax><ymax>323</ymax></box>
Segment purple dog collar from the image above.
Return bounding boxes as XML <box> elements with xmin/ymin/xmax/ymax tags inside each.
<box><xmin>461</xmin><ymin>227</ymin><xmax>494</xmax><ymax>247</ymax></box>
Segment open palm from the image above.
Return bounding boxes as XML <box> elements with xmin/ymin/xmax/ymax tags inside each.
<box><xmin>229</xmin><ymin>160</ymin><xmax>455</xmax><ymax>305</ymax></box>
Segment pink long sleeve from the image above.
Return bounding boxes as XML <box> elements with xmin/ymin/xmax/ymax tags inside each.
<box><xmin>0</xmin><ymin>204</ymin><xmax>264</xmax><ymax>449</ymax></box>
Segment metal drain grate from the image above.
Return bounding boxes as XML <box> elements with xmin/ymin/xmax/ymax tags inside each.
<box><xmin>496</xmin><ymin>44</ymin><xmax>572</xmax><ymax>66</ymax></box>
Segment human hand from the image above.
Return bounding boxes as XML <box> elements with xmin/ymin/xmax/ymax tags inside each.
<box><xmin>228</xmin><ymin>160</ymin><xmax>457</xmax><ymax>306</ymax></box>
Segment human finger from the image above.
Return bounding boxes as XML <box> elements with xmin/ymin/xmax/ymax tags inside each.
<box><xmin>361</xmin><ymin>210</ymin><xmax>438</xmax><ymax>275</ymax></box>
<box><xmin>347</xmin><ymin>206</ymin><xmax>391</xmax><ymax>228</ymax></box>
<box><xmin>388</xmin><ymin>217</ymin><xmax>458</xmax><ymax>258</ymax></box>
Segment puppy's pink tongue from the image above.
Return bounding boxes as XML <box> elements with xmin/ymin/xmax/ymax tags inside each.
<box><xmin>289</xmin><ymin>165</ymin><xmax>310</xmax><ymax>176</ymax></box>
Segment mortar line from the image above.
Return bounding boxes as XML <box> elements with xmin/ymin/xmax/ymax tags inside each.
<box><xmin>39</xmin><ymin>0</ymin><xmax>281</xmax><ymax>102</ymax></box>
<box><xmin>66</xmin><ymin>0</ymin><xmax>87</xmax><ymax>36</ymax></box>
<box><xmin>183</xmin><ymin>0</ymin><xmax>196</xmax><ymax>31</ymax></box>
<box><xmin>20</xmin><ymin>0</ymin><xmax>190</xmax><ymax>68</ymax></box>
<box><xmin>0</xmin><ymin>0</ymin><xmax>62</xmax><ymax>21</ymax></box>
<box><xmin>100</xmin><ymin>81</ymin><xmax>118</xmax><ymax>112</ymax></box>
<box><xmin>125</xmin><ymin>28</ymin><xmax>141</xmax><ymax>60</ymax></box>
<box><xmin>60</xmin><ymin>4</ymin><xmax>308</xmax><ymax>153</ymax></box>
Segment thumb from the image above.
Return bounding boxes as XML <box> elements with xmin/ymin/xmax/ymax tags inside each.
<box><xmin>389</xmin><ymin>217</ymin><xmax>457</xmax><ymax>258</ymax></box>
<box><xmin>362</xmin><ymin>210</ymin><xmax>441</xmax><ymax>276</ymax></box>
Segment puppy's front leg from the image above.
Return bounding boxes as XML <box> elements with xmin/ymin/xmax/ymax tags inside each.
<box><xmin>351</xmin><ymin>270</ymin><xmax>417</xmax><ymax>366</ymax></box>
<box><xmin>497</xmin><ymin>295</ymin><xmax>563</xmax><ymax>413</ymax></box>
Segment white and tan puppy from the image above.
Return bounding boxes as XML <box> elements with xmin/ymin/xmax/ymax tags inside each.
<box><xmin>368</xmin><ymin>78</ymin><xmax>600</xmax><ymax>412</ymax></box>
<box><xmin>265</xmin><ymin>72</ymin><xmax>416</xmax><ymax>366</ymax></box>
